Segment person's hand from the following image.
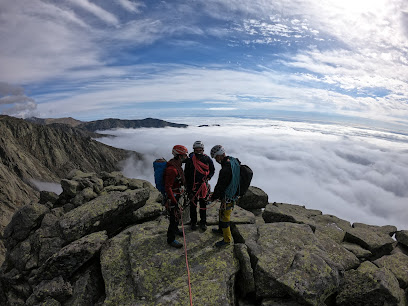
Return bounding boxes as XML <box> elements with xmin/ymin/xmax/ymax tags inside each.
<box><xmin>208</xmin><ymin>192</ymin><xmax>213</xmax><ymax>201</ymax></box>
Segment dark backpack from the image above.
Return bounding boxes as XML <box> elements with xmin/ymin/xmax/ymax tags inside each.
<box><xmin>153</xmin><ymin>158</ymin><xmax>167</xmax><ymax>195</ymax></box>
<box><xmin>239</xmin><ymin>164</ymin><xmax>253</xmax><ymax>196</ymax></box>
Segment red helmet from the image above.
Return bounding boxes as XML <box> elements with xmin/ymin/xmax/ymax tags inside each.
<box><xmin>172</xmin><ymin>145</ymin><xmax>188</xmax><ymax>156</ymax></box>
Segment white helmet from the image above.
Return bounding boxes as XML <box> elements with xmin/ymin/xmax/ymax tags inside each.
<box><xmin>193</xmin><ymin>140</ymin><xmax>204</xmax><ymax>150</ymax></box>
<box><xmin>210</xmin><ymin>145</ymin><xmax>225</xmax><ymax>158</ymax></box>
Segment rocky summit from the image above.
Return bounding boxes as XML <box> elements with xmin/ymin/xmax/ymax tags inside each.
<box><xmin>0</xmin><ymin>171</ymin><xmax>407</xmax><ymax>306</ymax></box>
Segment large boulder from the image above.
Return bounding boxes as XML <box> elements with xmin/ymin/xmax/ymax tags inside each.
<box><xmin>206</xmin><ymin>201</ymin><xmax>256</xmax><ymax>226</ymax></box>
<box><xmin>39</xmin><ymin>191</ymin><xmax>59</xmax><ymax>206</ymax></box>
<box><xmin>64</xmin><ymin>265</ymin><xmax>104</xmax><ymax>306</ymax></box>
<box><xmin>60</xmin><ymin>179</ymin><xmax>79</xmax><ymax>198</ymax></box>
<box><xmin>396</xmin><ymin>230</ymin><xmax>408</xmax><ymax>248</ymax></box>
<box><xmin>374</xmin><ymin>252</ymin><xmax>408</xmax><ymax>289</ymax></box>
<box><xmin>132</xmin><ymin>181</ymin><xmax>164</xmax><ymax>223</ymax></box>
<box><xmin>59</xmin><ymin>189</ymin><xmax>149</xmax><ymax>242</ymax></box>
<box><xmin>336</xmin><ymin>261</ymin><xmax>401</xmax><ymax>306</ymax></box>
<box><xmin>26</xmin><ymin>276</ymin><xmax>72</xmax><ymax>306</ymax></box>
<box><xmin>262</xmin><ymin>202</ymin><xmax>322</xmax><ymax>230</ymax></box>
<box><xmin>36</xmin><ymin>231</ymin><xmax>108</xmax><ymax>282</ymax></box>
<box><xmin>238</xmin><ymin>222</ymin><xmax>343</xmax><ymax>305</ymax></box>
<box><xmin>100</xmin><ymin>218</ymin><xmax>240</xmax><ymax>305</ymax></box>
<box><xmin>344</xmin><ymin>224</ymin><xmax>396</xmax><ymax>259</ymax></box>
<box><xmin>311</xmin><ymin>214</ymin><xmax>352</xmax><ymax>243</ymax></box>
<box><xmin>3</xmin><ymin>203</ymin><xmax>49</xmax><ymax>249</ymax></box>
<box><xmin>238</xmin><ymin>186</ymin><xmax>269</xmax><ymax>210</ymax></box>
<box><xmin>341</xmin><ymin>242</ymin><xmax>372</xmax><ymax>261</ymax></box>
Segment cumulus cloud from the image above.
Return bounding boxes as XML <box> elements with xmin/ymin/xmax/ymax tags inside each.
<box><xmin>96</xmin><ymin>118</ymin><xmax>408</xmax><ymax>230</ymax></box>
<box><xmin>0</xmin><ymin>83</ymin><xmax>37</xmax><ymax>118</ymax></box>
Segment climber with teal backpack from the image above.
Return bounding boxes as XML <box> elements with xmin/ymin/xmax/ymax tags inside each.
<box><xmin>209</xmin><ymin>145</ymin><xmax>253</xmax><ymax>247</ymax></box>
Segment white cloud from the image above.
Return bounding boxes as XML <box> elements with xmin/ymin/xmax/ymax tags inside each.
<box><xmin>96</xmin><ymin>118</ymin><xmax>408</xmax><ymax>230</ymax></box>
<box><xmin>30</xmin><ymin>179</ymin><xmax>63</xmax><ymax>194</ymax></box>
<box><xmin>117</xmin><ymin>0</ymin><xmax>144</xmax><ymax>13</ymax></box>
<box><xmin>207</xmin><ymin>107</ymin><xmax>238</xmax><ymax>111</ymax></box>
<box><xmin>0</xmin><ymin>82</ymin><xmax>38</xmax><ymax>118</ymax></box>
<box><xmin>69</xmin><ymin>0</ymin><xmax>119</xmax><ymax>26</ymax></box>
<box><xmin>0</xmin><ymin>1</ymin><xmax>103</xmax><ymax>83</ymax></box>
<box><xmin>34</xmin><ymin>65</ymin><xmax>408</xmax><ymax>124</ymax></box>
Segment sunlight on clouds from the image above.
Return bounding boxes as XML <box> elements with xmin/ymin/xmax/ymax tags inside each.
<box><xmin>328</xmin><ymin>0</ymin><xmax>388</xmax><ymax>15</ymax></box>
<box><xmin>96</xmin><ymin>118</ymin><xmax>408</xmax><ymax>230</ymax></box>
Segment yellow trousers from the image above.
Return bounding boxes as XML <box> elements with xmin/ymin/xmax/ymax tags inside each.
<box><xmin>219</xmin><ymin>201</ymin><xmax>234</xmax><ymax>243</ymax></box>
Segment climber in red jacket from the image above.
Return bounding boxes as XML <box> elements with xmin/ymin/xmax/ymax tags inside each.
<box><xmin>164</xmin><ymin>145</ymin><xmax>189</xmax><ymax>248</ymax></box>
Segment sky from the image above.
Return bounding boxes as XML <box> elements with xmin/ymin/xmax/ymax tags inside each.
<box><xmin>96</xmin><ymin>118</ymin><xmax>408</xmax><ymax>231</ymax></box>
<box><xmin>1</xmin><ymin>0</ymin><xmax>408</xmax><ymax>131</ymax></box>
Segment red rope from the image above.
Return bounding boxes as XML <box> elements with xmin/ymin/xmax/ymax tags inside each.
<box><xmin>190</xmin><ymin>182</ymin><xmax>217</xmax><ymax>210</ymax></box>
<box><xmin>179</xmin><ymin>207</ymin><xmax>194</xmax><ymax>306</ymax></box>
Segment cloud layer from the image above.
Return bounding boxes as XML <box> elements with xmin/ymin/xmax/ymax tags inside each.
<box><xmin>97</xmin><ymin>118</ymin><xmax>408</xmax><ymax>231</ymax></box>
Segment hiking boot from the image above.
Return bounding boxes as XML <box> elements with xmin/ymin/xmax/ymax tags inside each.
<box><xmin>169</xmin><ymin>240</ymin><xmax>183</xmax><ymax>248</ymax></box>
<box><xmin>191</xmin><ymin>223</ymin><xmax>197</xmax><ymax>231</ymax></box>
<box><xmin>212</xmin><ymin>228</ymin><xmax>222</xmax><ymax>235</ymax></box>
<box><xmin>176</xmin><ymin>229</ymin><xmax>183</xmax><ymax>236</ymax></box>
<box><xmin>215</xmin><ymin>240</ymin><xmax>229</xmax><ymax>248</ymax></box>
<box><xmin>200</xmin><ymin>223</ymin><xmax>207</xmax><ymax>231</ymax></box>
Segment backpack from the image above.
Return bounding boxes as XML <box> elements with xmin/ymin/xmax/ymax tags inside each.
<box><xmin>225</xmin><ymin>157</ymin><xmax>253</xmax><ymax>199</ymax></box>
<box><xmin>153</xmin><ymin>158</ymin><xmax>167</xmax><ymax>195</ymax></box>
<box><xmin>239</xmin><ymin>164</ymin><xmax>253</xmax><ymax>196</ymax></box>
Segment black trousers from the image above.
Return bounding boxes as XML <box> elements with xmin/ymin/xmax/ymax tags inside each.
<box><xmin>167</xmin><ymin>196</ymin><xmax>180</xmax><ymax>244</ymax></box>
<box><xmin>190</xmin><ymin>197</ymin><xmax>207</xmax><ymax>225</ymax></box>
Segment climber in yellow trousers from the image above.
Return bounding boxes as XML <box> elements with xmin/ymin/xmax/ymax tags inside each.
<box><xmin>218</xmin><ymin>200</ymin><xmax>234</xmax><ymax>244</ymax></box>
<box><xmin>209</xmin><ymin>145</ymin><xmax>241</xmax><ymax>247</ymax></box>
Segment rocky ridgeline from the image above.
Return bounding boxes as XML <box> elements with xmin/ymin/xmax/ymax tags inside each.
<box><xmin>0</xmin><ymin>173</ymin><xmax>407</xmax><ymax>306</ymax></box>
<box><xmin>0</xmin><ymin>115</ymin><xmax>139</xmax><ymax>266</ymax></box>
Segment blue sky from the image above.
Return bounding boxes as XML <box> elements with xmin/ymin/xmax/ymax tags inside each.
<box><xmin>1</xmin><ymin>0</ymin><xmax>408</xmax><ymax>130</ymax></box>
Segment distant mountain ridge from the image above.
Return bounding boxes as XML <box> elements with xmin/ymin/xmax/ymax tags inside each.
<box><xmin>77</xmin><ymin>117</ymin><xmax>188</xmax><ymax>132</ymax></box>
<box><xmin>25</xmin><ymin>117</ymin><xmax>83</xmax><ymax>127</ymax></box>
<box><xmin>26</xmin><ymin>117</ymin><xmax>188</xmax><ymax>131</ymax></box>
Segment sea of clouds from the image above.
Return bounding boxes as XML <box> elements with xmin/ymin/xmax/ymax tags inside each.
<box><xmin>96</xmin><ymin>117</ymin><xmax>408</xmax><ymax>230</ymax></box>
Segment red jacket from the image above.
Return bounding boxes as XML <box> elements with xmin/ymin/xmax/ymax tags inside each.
<box><xmin>164</xmin><ymin>160</ymin><xmax>184</xmax><ymax>205</ymax></box>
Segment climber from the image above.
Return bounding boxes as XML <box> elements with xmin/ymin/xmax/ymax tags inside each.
<box><xmin>164</xmin><ymin>145</ymin><xmax>189</xmax><ymax>248</ymax></box>
<box><xmin>185</xmin><ymin>140</ymin><xmax>215</xmax><ymax>231</ymax></box>
<box><xmin>209</xmin><ymin>145</ymin><xmax>241</xmax><ymax>247</ymax></box>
